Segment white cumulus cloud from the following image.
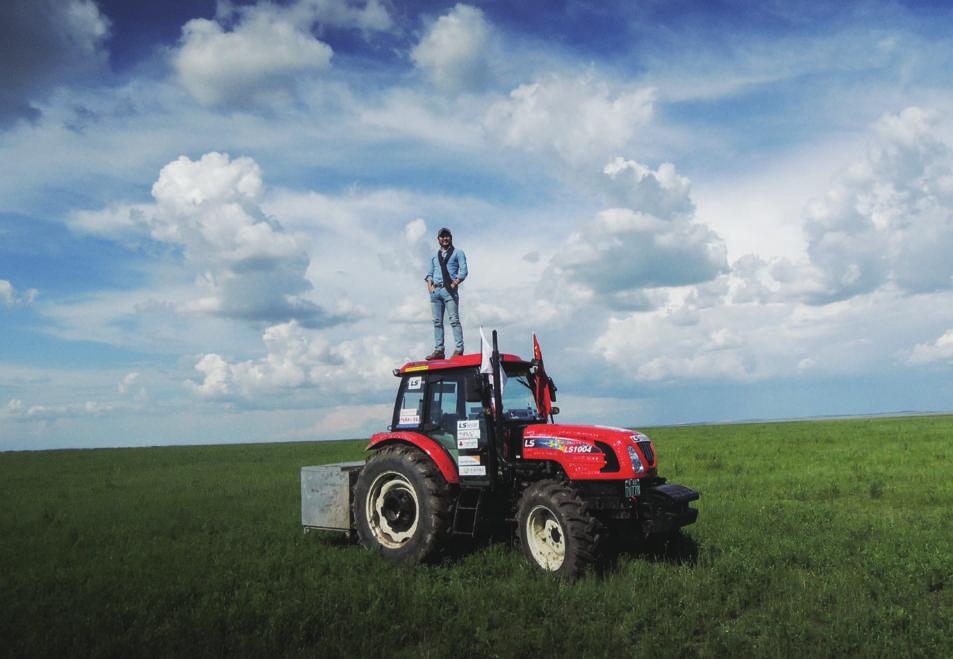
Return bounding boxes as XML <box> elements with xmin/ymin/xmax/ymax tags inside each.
<box><xmin>801</xmin><ymin>107</ymin><xmax>953</xmax><ymax>303</ymax></box>
<box><xmin>595</xmin><ymin>313</ymin><xmax>755</xmax><ymax>383</ymax></box>
<box><xmin>908</xmin><ymin>330</ymin><xmax>953</xmax><ymax>365</ymax></box>
<box><xmin>725</xmin><ymin>254</ymin><xmax>819</xmax><ymax>305</ymax></box>
<box><xmin>723</xmin><ymin>107</ymin><xmax>953</xmax><ymax>307</ymax></box>
<box><xmin>4</xmin><ymin>398</ymin><xmax>116</xmax><ymax>422</ymax></box>
<box><xmin>377</xmin><ymin>217</ymin><xmax>434</xmax><ymax>278</ymax></box>
<box><xmin>72</xmin><ymin>152</ymin><xmax>350</xmax><ymax>328</ymax></box>
<box><xmin>484</xmin><ymin>74</ymin><xmax>655</xmax><ymax>168</ymax></box>
<box><xmin>0</xmin><ymin>280</ymin><xmax>38</xmax><ymax>309</ymax></box>
<box><xmin>118</xmin><ymin>372</ymin><xmax>140</xmax><ymax>394</ymax></box>
<box><xmin>186</xmin><ymin>320</ymin><xmax>399</xmax><ymax>403</ymax></box>
<box><xmin>149</xmin><ymin>152</ymin><xmax>324</xmax><ymax>325</ymax></box>
<box><xmin>412</xmin><ymin>4</ymin><xmax>492</xmax><ymax>93</ymax></box>
<box><xmin>602</xmin><ymin>157</ymin><xmax>695</xmax><ymax>220</ymax></box>
<box><xmin>173</xmin><ymin>0</ymin><xmax>394</xmax><ymax>109</ymax></box>
<box><xmin>116</xmin><ymin>372</ymin><xmax>147</xmax><ymax>400</ymax></box>
<box><xmin>174</xmin><ymin>12</ymin><xmax>332</xmax><ymax>108</ymax></box>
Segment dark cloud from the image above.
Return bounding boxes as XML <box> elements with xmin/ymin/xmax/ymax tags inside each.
<box><xmin>0</xmin><ymin>0</ymin><xmax>110</xmax><ymax>128</ymax></box>
<box><xmin>553</xmin><ymin>157</ymin><xmax>727</xmax><ymax>306</ymax></box>
<box><xmin>216</xmin><ymin>282</ymin><xmax>364</xmax><ymax>329</ymax></box>
<box><xmin>560</xmin><ymin>208</ymin><xmax>727</xmax><ymax>293</ymax></box>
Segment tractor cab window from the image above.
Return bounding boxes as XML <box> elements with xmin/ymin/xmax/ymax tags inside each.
<box><xmin>501</xmin><ymin>367</ymin><xmax>543</xmax><ymax>422</ymax></box>
<box><xmin>426</xmin><ymin>377</ymin><xmax>460</xmax><ymax>439</ymax></box>
<box><xmin>394</xmin><ymin>375</ymin><xmax>426</xmax><ymax>429</ymax></box>
<box><xmin>464</xmin><ymin>400</ymin><xmax>484</xmax><ymax>421</ymax></box>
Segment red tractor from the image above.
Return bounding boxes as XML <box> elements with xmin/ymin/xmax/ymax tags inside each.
<box><xmin>340</xmin><ymin>331</ymin><xmax>699</xmax><ymax>578</ymax></box>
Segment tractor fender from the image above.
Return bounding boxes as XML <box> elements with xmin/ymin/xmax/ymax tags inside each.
<box><xmin>366</xmin><ymin>431</ymin><xmax>459</xmax><ymax>485</ymax></box>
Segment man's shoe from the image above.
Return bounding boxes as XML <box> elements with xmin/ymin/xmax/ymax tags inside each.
<box><xmin>425</xmin><ymin>349</ymin><xmax>445</xmax><ymax>360</ymax></box>
<box><xmin>451</xmin><ymin>349</ymin><xmax>464</xmax><ymax>358</ymax></box>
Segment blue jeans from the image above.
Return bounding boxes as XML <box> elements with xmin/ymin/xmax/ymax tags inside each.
<box><xmin>431</xmin><ymin>287</ymin><xmax>463</xmax><ymax>353</ymax></box>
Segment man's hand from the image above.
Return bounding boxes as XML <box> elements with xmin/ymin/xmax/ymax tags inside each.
<box><xmin>427</xmin><ymin>281</ymin><xmax>434</xmax><ymax>293</ymax></box>
<box><xmin>451</xmin><ymin>279</ymin><xmax>460</xmax><ymax>289</ymax></box>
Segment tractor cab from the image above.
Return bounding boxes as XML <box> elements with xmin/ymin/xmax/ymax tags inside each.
<box><xmin>388</xmin><ymin>350</ymin><xmax>554</xmax><ymax>486</ymax></box>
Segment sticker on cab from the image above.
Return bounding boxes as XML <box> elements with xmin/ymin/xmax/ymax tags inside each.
<box><xmin>456</xmin><ymin>419</ymin><xmax>481</xmax><ymax>441</ymax></box>
<box><xmin>457</xmin><ymin>455</ymin><xmax>486</xmax><ymax>476</ymax></box>
<box><xmin>397</xmin><ymin>410</ymin><xmax>420</xmax><ymax>425</ymax></box>
<box><xmin>407</xmin><ymin>376</ymin><xmax>422</xmax><ymax>390</ymax></box>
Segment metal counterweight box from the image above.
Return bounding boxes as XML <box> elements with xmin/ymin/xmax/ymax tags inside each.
<box><xmin>300</xmin><ymin>462</ymin><xmax>365</xmax><ymax>532</ymax></box>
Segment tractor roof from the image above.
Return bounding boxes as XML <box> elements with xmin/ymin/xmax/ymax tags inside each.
<box><xmin>397</xmin><ymin>353</ymin><xmax>529</xmax><ymax>375</ymax></box>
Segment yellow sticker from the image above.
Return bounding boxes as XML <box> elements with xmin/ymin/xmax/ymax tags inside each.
<box><xmin>404</xmin><ymin>365</ymin><xmax>429</xmax><ymax>372</ymax></box>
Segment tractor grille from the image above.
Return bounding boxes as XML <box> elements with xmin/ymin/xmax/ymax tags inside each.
<box><xmin>595</xmin><ymin>441</ymin><xmax>620</xmax><ymax>473</ymax></box>
<box><xmin>638</xmin><ymin>441</ymin><xmax>655</xmax><ymax>466</ymax></box>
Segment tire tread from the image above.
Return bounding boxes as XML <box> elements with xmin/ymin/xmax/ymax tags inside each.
<box><xmin>353</xmin><ymin>444</ymin><xmax>452</xmax><ymax>563</ymax></box>
<box><xmin>517</xmin><ymin>479</ymin><xmax>601</xmax><ymax>579</ymax></box>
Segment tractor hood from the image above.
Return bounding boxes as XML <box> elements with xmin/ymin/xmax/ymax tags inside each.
<box><xmin>521</xmin><ymin>424</ymin><xmax>656</xmax><ymax>479</ymax></box>
<box><xmin>523</xmin><ymin>424</ymin><xmax>649</xmax><ymax>445</ymax></box>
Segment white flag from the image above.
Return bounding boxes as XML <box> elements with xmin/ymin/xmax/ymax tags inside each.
<box><xmin>480</xmin><ymin>326</ymin><xmax>506</xmax><ymax>392</ymax></box>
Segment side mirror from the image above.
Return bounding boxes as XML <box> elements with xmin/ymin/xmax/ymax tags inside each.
<box><xmin>550</xmin><ymin>406</ymin><xmax>560</xmax><ymax>416</ymax></box>
<box><xmin>465</xmin><ymin>373</ymin><xmax>484</xmax><ymax>402</ymax></box>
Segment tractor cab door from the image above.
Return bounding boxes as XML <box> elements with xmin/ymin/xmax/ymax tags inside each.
<box><xmin>423</xmin><ymin>374</ymin><xmax>461</xmax><ymax>456</ymax></box>
<box><xmin>425</xmin><ymin>371</ymin><xmax>490</xmax><ymax>485</ymax></box>
<box><xmin>393</xmin><ymin>371</ymin><xmax>490</xmax><ymax>485</ymax></box>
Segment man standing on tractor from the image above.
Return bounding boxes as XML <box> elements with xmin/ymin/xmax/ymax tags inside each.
<box><xmin>425</xmin><ymin>227</ymin><xmax>467</xmax><ymax>360</ymax></box>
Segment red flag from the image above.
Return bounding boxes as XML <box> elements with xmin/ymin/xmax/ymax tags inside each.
<box><xmin>533</xmin><ymin>334</ymin><xmax>552</xmax><ymax>418</ymax></box>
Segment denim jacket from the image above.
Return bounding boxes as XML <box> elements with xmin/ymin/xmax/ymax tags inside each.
<box><xmin>425</xmin><ymin>249</ymin><xmax>468</xmax><ymax>285</ymax></box>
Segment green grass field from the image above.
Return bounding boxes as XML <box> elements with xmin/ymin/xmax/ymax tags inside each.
<box><xmin>2</xmin><ymin>416</ymin><xmax>951</xmax><ymax>657</ymax></box>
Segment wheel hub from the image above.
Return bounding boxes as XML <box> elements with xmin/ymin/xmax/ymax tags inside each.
<box><xmin>366</xmin><ymin>471</ymin><xmax>420</xmax><ymax>549</ymax></box>
<box><xmin>381</xmin><ymin>489</ymin><xmax>415</xmax><ymax>532</ymax></box>
<box><xmin>525</xmin><ymin>505</ymin><xmax>566</xmax><ymax>571</ymax></box>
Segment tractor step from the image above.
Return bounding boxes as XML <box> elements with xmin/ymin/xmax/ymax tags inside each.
<box><xmin>451</xmin><ymin>487</ymin><xmax>484</xmax><ymax>536</ymax></box>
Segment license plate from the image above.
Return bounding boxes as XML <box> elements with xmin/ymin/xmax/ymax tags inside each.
<box><xmin>624</xmin><ymin>479</ymin><xmax>640</xmax><ymax>497</ymax></box>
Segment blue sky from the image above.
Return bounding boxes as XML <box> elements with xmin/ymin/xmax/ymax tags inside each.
<box><xmin>3</xmin><ymin>0</ymin><xmax>953</xmax><ymax>450</ymax></box>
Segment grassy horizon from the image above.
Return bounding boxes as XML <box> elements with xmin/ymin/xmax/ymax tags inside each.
<box><xmin>2</xmin><ymin>415</ymin><xmax>951</xmax><ymax>657</ymax></box>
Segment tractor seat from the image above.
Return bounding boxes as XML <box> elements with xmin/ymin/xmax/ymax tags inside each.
<box><xmin>441</xmin><ymin>413</ymin><xmax>458</xmax><ymax>435</ymax></box>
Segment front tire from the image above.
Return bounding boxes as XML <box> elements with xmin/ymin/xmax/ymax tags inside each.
<box><xmin>517</xmin><ymin>480</ymin><xmax>599</xmax><ymax>579</ymax></box>
<box><xmin>353</xmin><ymin>444</ymin><xmax>451</xmax><ymax>563</ymax></box>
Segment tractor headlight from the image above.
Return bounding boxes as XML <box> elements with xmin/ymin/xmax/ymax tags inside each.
<box><xmin>627</xmin><ymin>445</ymin><xmax>644</xmax><ymax>474</ymax></box>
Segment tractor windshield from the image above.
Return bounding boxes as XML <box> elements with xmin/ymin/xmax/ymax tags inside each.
<box><xmin>501</xmin><ymin>367</ymin><xmax>544</xmax><ymax>422</ymax></box>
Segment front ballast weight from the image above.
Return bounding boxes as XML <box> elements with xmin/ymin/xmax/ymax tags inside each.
<box><xmin>300</xmin><ymin>331</ymin><xmax>700</xmax><ymax>577</ymax></box>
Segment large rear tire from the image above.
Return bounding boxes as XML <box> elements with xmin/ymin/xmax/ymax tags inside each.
<box><xmin>517</xmin><ymin>480</ymin><xmax>599</xmax><ymax>579</ymax></box>
<box><xmin>353</xmin><ymin>444</ymin><xmax>451</xmax><ymax>563</ymax></box>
